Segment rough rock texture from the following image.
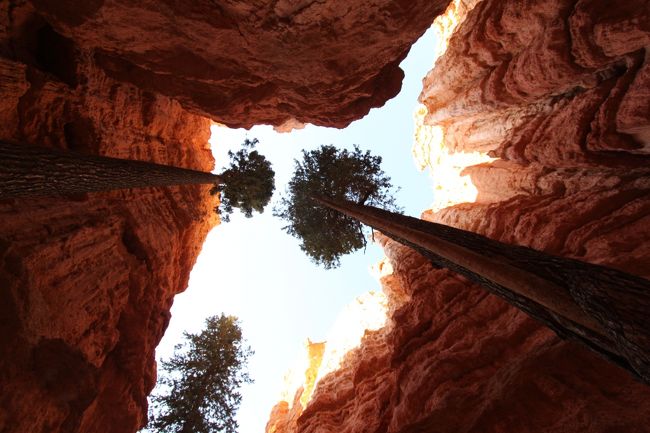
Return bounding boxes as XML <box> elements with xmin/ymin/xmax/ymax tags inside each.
<box><xmin>267</xmin><ymin>0</ymin><xmax>650</xmax><ymax>432</ymax></box>
<box><xmin>0</xmin><ymin>3</ymin><xmax>217</xmax><ymax>432</ymax></box>
<box><xmin>284</xmin><ymin>237</ymin><xmax>650</xmax><ymax>433</ymax></box>
<box><xmin>420</xmin><ymin>0</ymin><xmax>650</xmax><ymax>273</ymax></box>
<box><xmin>29</xmin><ymin>0</ymin><xmax>449</xmax><ymax>129</ymax></box>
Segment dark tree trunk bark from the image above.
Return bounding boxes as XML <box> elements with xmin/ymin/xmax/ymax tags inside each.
<box><xmin>0</xmin><ymin>141</ymin><xmax>222</xmax><ymax>197</ymax></box>
<box><xmin>313</xmin><ymin>195</ymin><xmax>650</xmax><ymax>385</ymax></box>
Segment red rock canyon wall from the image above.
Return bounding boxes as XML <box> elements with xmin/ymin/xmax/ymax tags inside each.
<box><xmin>270</xmin><ymin>236</ymin><xmax>650</xmax><ymax>433</ymax></box>
<box><xmin>422</xmin><ymin>0</ymin><xmax>650</xmax><ymax>274</ymax></box>
<box><xmin>267</xmin><ymin>0</ymin><xmax>650</xmax><ymax>432</ymax></box>
<box><xmin>0</xmin><ymin>4</ymin><xmax>218</xmax><ymax>432</ymax></box>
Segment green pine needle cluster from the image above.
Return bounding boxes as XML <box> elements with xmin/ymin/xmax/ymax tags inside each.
<box><xmin>274</xmin><ymin>144</ymin><xmax>400</xmax><ymax>269</ymax></box>
<box><xmin>147</xmin><ymin>315</ymin><xmax>253</xmax><ymax>433</ymax></box>
<box><xmin>212</xmin><ymin>138</ymin><xmax>275</xmax><ymax>222</ymax></box>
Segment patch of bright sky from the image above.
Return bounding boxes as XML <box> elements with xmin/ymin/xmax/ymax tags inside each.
<box><xmin>152</xmin><ymin>27</ymin><xmax>437</xmax><ymax>433</ymax></box>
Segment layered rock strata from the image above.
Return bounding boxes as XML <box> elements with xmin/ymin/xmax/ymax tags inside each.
<box><xmin>0</xmin><ymin>3</ymin><xmax>216</xmax><ymax>432</ymax></box>
<box><xmin>28</xmin><ymin>0</ymin><xmax>450</xmax><ymax>129</ymax></box>
<box><xmin>271</xmin><ymin>237</ymin><xmax>650</xmax><ymax>433</ymax></box>
<box><xmin>268</xmin><ymin>0</ymin><xmax>650</xmax><ymax>432</ymax></box>
<box><xmin>419</xmin><ymin>0</ymin><xmax>650</xmax><ymax>273</ymax></box>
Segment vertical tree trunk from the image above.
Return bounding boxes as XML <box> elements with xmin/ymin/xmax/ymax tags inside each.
<box><xmin>0</xmin><ymin>141</ymin><xmax>222</xmax><ymax>197</ymax></box>
<box><xmin>313</xmin><ymin>195</ymin><xmax>650</xmax><ymax>384</ymax></box>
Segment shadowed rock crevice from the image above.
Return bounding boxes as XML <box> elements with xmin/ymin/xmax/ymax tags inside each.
<box><xmin>32</xmin><ymin>338</ymin><xmax>99</xmax><ymax>414</ymax></box>
<box><xmin>63</xmin><ymin>117</ymin><xmax>99</xmax><ymax>153</ymax></box>
<box><xmin>34</xmin><ymin>23</ymin><xmax>78</xmax><ymax>87</ymax></box>
<box><xmin>121</xmin><ymin>223</ymin><xmax>150</xmax><ymax>269</ymax></box>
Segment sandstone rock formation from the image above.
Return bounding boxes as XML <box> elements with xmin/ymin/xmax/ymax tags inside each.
<box><xmin>0</xmin><ymin>3</ymin><xmax>217</xmax><ymax>432</ymax></box>
<box><xmin>3</xmin><ymin>0</ymin><xmax>650</xmax><ymax>430</ymax></box>
<box><xmin>267</xmin><ymin>0</ymin><xmax>650</xmax><ymax>432</ymax></box>
<box><xmin>29</xmin><ymin>0</ymin><xmax>450</xmax><ymax>129</ymax></box>
<box><xmin>418</xmin><ymin>0</ymin><xmax>650</xmax><ymax>274</ymax></box>
<box><xmin>266</xmin><ymin>341</ymin><xmax>326</xmax><ymax>433</ymax></box>
<box><xmin>270</xmin><ymin>236</ymin><xmax>650</xmax><ymax>433</ymax></box>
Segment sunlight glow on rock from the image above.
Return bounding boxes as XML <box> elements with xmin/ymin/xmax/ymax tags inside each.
<box><xmin>278</xmin><ymin>339</ymin><xmax>326</xmax><ymax>409</ymax></box>
<box><xmin>276</xmin><ymin>268</ymin><xmax>391</xmax><ymax>412</ymax></box>
<box><xmin>428</xmin><ymin>0</ymin><xmax>470</xmax><ymax>66</ymax></box>
<box><xmin>412</xmin><ymin>0</ymin><xmax>494</xmax><ymax>214</ymax></box>
<box><xmin>314</xmin><ymin>290</ymin><xmax>388</xmax><ymax>384</ymax></box>
<box><xmin>413</xmin><ymin>105</ymin><xmax>496</xmax><ymax>213</ymax></box>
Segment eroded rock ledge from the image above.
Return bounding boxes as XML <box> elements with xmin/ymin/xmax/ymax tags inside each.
<box><xmin>28</xmin><ymin>0</ymin><xmax>449</xmax><ymax>129</ymax></box>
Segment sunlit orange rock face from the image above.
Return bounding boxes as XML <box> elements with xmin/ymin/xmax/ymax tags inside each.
<box><xmin>267</xmin><ymin>0</ymin><xmax>650</xmax><ymax>432</ymax></box>
<box><xmin>420</xmin><ymin>0</ymin><xmax>650</xmax><ymax>278</ymax></box>
<box><xmin>285</xmin><ymin>236</ymin><xmax>650</xmax><ymax>433</ymax></box>
<box><xmin>29</xmin><ymin>0</ymin><xmax>449</xmax><ymax>129</ymax></box>
<box><xmin>266</xmin><ymin>341</ymin><xmax>326</xmax><ymax>433</ymax></box>
<box><xmin>0</xmin><ymin>3</ymin><xmax>217</xmax><ymax>433</ymax></box>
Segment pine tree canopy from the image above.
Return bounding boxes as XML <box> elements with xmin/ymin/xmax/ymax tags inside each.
<box><xmin>146</xmin><ymin>314</ymin><xmax>253</xmax><ymax>433</ymax></box>
<box><xmin>213</xmin><ymin>138</ymin><xmax>275</xmax><ymax>222</ymax></box>
<box><xmin>274</xmin><ymin>144</ymin><xmax>399</xmax><ymax>269</ymax></box>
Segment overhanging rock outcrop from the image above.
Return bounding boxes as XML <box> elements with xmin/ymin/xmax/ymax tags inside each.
<box><xmin>30</xmin><ymin>0</ymin><xmax>450</xmax><ymax>129</ymax></box>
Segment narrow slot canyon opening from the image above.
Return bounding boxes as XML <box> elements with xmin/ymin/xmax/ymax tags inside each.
<box><xmin>147</xmin><ymin>22</ymin><xmax>466</xmax><ymax>433</ymax></box>
<box><xmin>147</xmin><ymin>3</ymin><xmax>501</xmax><ymax>432</ymax></box>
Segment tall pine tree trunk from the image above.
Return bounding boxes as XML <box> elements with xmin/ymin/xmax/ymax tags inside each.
<box><xmin>313</xmin><ymin>195</ymin><xmax>650</xmax><ymax>384</ymax></box>
<box><xmin>0</xmin><ymin>141</ymin><xmax>222</xmax><ymax>197</ymax></box>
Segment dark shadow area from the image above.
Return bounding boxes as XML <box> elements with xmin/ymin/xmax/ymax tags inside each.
<box><xmin>63</xmin><ymin>118</ymin><xmax>99</xmax><ymax>154</ymax></box>
<box><xmin>34</xmin><ymin>23</ymin><xmax>78</xmax><ymax>87</ymax></box>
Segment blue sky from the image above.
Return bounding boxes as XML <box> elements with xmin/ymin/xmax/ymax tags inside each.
<box><xmin>152</xmin><ymin>27</ymin><xmax>437</xmax><ymax>433</ymax></box>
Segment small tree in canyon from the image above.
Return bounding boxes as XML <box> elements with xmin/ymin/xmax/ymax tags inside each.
<box><xmin>275</xmin><ymin>144</ymin><xmax>650</xmax><ymax>384</ymax></box>
<box><xmin>0</xmin><ymin>140</ymin><xmax>275</xmax><ymax>221</ymax></box>
<box><xmin>147</xmin><ymin>314</ymin><xmax>253</xmax><ymax>433</ymax></box>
